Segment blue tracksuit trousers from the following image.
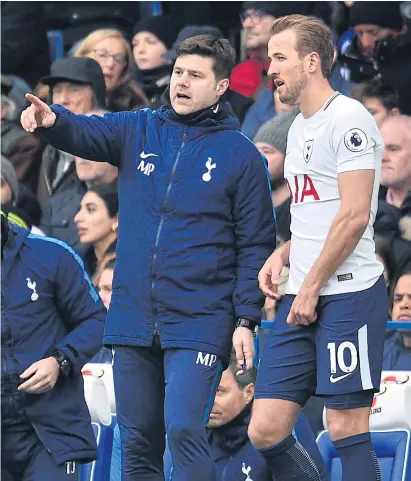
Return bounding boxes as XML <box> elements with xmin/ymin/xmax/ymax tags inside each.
<box><xmin>113</xmin><ymin>340</ymin><xmax>223</xmax><ymax>481</ymax></box>
<box><xmin>1</xmin><ymin>423</ymin><xmax>79</xmax><ymax>481</ymax></box>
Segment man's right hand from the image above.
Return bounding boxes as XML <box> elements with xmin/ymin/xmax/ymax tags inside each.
<box><xmin>258</xmin><ymin>241</ymin><xmax>290</xmax><ymax>300</ymax></box>
<box><xmin>20</xmin><ymin>93</ymin><xmax>57</xmax><ymax>132</ymax></box>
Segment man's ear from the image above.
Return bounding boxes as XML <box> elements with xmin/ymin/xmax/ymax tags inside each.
<box><xmin>244</xmin><ymin>383</ymin><xmax>255</xmax><ymax>405</ymax></box>
<box><xmin>216</xmin><ymin>78</ymin><xmax>230</xmax><ymax>97</ymax></box>
<box><xmin>307</xmin><ymin>52</ymin><xmax>321</xmax><ymax>74</ymax></box>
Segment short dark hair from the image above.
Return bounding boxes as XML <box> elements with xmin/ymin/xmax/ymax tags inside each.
<box><xmin>270</xmin><ymin>14</ymin><xmax>334</xmax><ymax>78</ymax></box>
<box><xmin>227</xmin><ymin>349</ymin><xmax>256</xmax><ymax>389</ymax></box>
<box><xmin>362</xmin><ymin>79</ymin><xmax>400</xmax><ymax>111</ymax></box>
<box><xmin>175</xmin><ymin>34</ymin><xmax>236</xmax><ymax>80</ymax></box>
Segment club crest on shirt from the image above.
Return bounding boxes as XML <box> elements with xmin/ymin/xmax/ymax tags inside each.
<box><xmin>303</xmin><ymin>139</ymin><xmax>314</xmax><ymax>162</ymax></box>
<box><xmin>344</xmin><ymin>128</ymin><xmax>368</xmax><ymax>152</ymax></box>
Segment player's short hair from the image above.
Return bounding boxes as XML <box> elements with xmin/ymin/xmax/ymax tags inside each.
<box><xmin>270</xmin><ymin>14</ymin><xmax>334</xmax><ymax>78</ymax></box>
<box><xmin>176</xmin><ymin>35</ymin><xmax>236</xmax><ymax>81</ymax></box>
<box><xmin>227</xmin><ymin>349</ymin><xmax>256</xmax><ymax>389</ymax></box>
<box><xmin>362</xmin><ymin>80</ymin><xmax>400</xmax><ymax>111</ymax></box>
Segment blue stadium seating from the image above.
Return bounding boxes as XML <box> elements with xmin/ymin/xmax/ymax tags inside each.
<box><xmin>317</xmin><ymin>429</ymin><xmax>411</xmax><ymax>481</ymax></box>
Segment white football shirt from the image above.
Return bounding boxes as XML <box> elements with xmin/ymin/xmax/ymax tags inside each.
<box><xmin>284</xmin><ymin>92</ymin><xmax>384</xmax><ymax>295</ymax></box>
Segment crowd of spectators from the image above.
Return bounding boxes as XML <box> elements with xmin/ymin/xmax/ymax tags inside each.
<box><xmin>1</xmin><ymin>0</ymin><xmax>411</xmax><ymax>401</ymax></box>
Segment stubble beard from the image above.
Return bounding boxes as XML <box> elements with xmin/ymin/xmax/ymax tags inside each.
<box><xmin>279</xmin><ymin>66</ymin><xmax>308</xmax><ymax>105</ymax></box>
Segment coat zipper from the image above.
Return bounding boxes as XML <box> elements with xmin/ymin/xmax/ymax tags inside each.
<box><xmin>151</xmin><ymin>127</ymin><xmax>188</xmax><ymax>337</ymax></box>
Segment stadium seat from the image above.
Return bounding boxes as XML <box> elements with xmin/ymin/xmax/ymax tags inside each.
<box><xmin>317</xmin><ymin>429</ymin><xmax>411</xmax><ymax>481</ymax></box>
<box><xmin>80</xmin><ymin>419</ymin><xmax>115</xmax><ymax>481</ymax></box>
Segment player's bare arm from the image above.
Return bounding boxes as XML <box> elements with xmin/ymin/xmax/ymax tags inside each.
<box><xmin>287</xmin><ymin>169</ymin><xmax>374</xmax><ymax>326</ymax></box>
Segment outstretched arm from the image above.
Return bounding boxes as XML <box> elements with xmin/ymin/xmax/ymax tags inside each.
<box><xmin>21</xmin><ymin>93</ymin><xmax>137</xmax><ymax>166</ymax></box>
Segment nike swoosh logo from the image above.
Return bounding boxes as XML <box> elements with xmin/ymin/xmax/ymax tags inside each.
<box><xmin>211</xmin><ymin>104</ymin><xmax>219</xmax><ymax>114</ymax></box>
<box><xmin>330</xmin><ymin>373</ymin><xmax>352</xmax><ymax>383</ymax></box>
<box><xmin>140</xmin><ymin>151</ymin><xmax>158</xmax><ymax>159</ymax></box>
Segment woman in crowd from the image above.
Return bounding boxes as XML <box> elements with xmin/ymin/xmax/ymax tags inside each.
<box><xmin>75</xmin><ymin>29</ymin><xmax>148</xmax><ymax>112</ymax></box>
<box><xmin>74</xmin><ymin>182</ymin><xmax>118</xmax><ymax>278</ymax></box>
<box><xmin>131</xmin><ymin>15</ymin><xmax>180</xmax><ymax>106</ymax></box>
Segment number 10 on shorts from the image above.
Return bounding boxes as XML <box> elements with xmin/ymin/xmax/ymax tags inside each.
<box><xmin>327</xmin><ymin>342</ymin><xmax>358</xmax><ymax>374</ymax></box>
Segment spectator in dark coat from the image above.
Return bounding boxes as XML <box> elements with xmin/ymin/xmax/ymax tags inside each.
<box><xmin>340</xmin><ymin>1</ymin><xmax>411</xmax><ymax>114</ymax></box>
<box><xmin>132</xmin><ymin>15</ymin><xmax>180</xmax><ymax>106</ymax></box>
<box><xmin>1</xmin><ymin>75</ymin><xmax>44</xmax><ymax>194</ymax></box>
<box><xmin>375</xmin><ymin>115</ymin><xmax>411</xmax><ymax>279</ymax></box>
<box><xmin>253</xmin><ymin>108</ymin><xmax>300</xmax><ymax>246</ymax></box>
<box><xmin>40</xmin><ymin>109</ymin><xmax>118</xmax><ymax>257</ymax></box>
<box><xmin>36</xmin><ymin>57</ymin><xmax>107</xmax><ymax>211</ymax></box>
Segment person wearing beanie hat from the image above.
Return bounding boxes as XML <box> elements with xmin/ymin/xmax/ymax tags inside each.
<box><xmin>132</xmin><ymin>15</ymin><xmax>180</xmax><ymax>104</ymax></box>
<box><xmin>1</xmin><ymin>156</ymin><xmax>19</xmax><ymax>206</ymax></box>
<box><xmin>350</xmin><ymin>1</ymin><xmax>405</xmax><ymax>58</ymax></box>
<box><xmin>254</xmin><ymin>109</ymin><xmax>299</xmax><ymax>245</ymax></box>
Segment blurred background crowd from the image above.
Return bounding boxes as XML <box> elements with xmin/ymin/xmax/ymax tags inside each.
<box><xmin>1</xmin><ymin>1</ymin><xmax>411</xmax><ymax>371</ymax></box>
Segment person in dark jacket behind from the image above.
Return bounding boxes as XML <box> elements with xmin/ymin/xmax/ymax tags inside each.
<box><xmin>21</xmin><ymin>34</ymin><xmax>276</xmax><ymax>481</ymax></box>
<box><xmin>36</xmin><ymin>57</ymin><xmax>107</xmax><ymax>212</ymax></box>
<box><xmin>132</xmin><ymin>15</ymin><xmax>180</xmax><ymax>107</ymax></box>
<box><xmin>383</xmin><ymin>271</ymin><xmax>411</xmax><ymax>370</ymax></box>
<box><xmin>164</xmin><ymin>350</ymin><xmax>329</xmax><ymax>481</ymax></box>
<box><xmin>1</xmin><ymin>213</ymin><xmax>106</xmax><ymax>481</ymax></box>
<box><xmin>110</xmin><ymin>350</ymin><xmax>328</xmax><ymax>481</ymax></box>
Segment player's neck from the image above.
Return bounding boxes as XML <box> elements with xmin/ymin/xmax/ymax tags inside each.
<box><xmin>298</xmin><ymin>80</ymin><xmax>335</xmax><ymax>119</ymax></box>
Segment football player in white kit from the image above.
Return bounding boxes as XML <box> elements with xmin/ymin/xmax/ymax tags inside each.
<box><xmin>248</xmin><ymin>15</ymin><xmax>387</xmax><ymax>481</ymax></box>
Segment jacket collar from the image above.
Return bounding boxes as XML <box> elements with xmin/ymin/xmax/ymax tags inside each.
<box><xmin>207</xmin><ymin>404</ymin><xmax>252</xmax><ymax>453</ymax></box>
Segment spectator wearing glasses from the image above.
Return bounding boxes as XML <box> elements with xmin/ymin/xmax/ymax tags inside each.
<box><xmin>75</xmin><ymin>29</ymin><xmax>148</xmax><ymax>112</ymax></box>
<box><xmin>231</xmin><ymin>2</ymin><xmax>307</xmax><ymax>98</ymax></box>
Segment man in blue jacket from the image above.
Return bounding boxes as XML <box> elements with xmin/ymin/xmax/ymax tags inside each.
<box><xmin>1</xmin><ymin>213</ymin><xmax>106</xmax><ymax>481</ymax></box>
<box><xmin>21</xmin><ymin>35</ymin><xmax>277</xmax><ymax>481</ymax></box>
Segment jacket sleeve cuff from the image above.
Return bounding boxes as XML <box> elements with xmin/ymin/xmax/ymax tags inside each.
<box><xmin>235</xmin><ymin>306</ymin><xmax>262</xmax><ymax>326</ymax></box>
